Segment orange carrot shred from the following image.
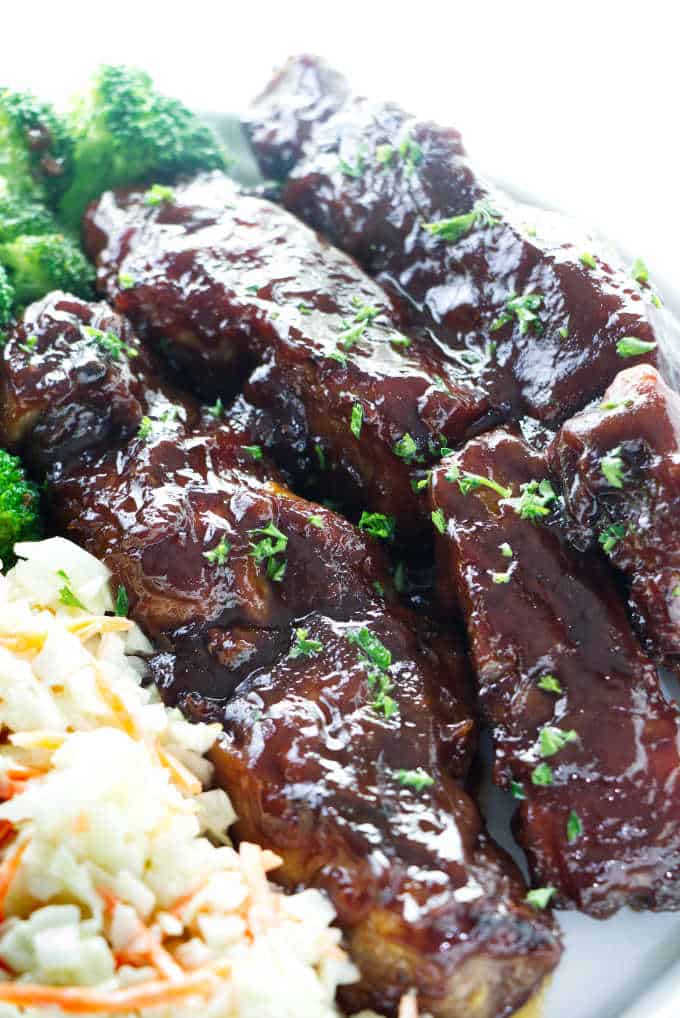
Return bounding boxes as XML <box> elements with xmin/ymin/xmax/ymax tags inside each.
<box><xmin>0</xmin><ymin>838</ymin><xmax>29</xmax><ymax>920</ymax></box>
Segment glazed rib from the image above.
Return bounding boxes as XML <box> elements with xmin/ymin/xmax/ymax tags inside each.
<box><xmin>548</xmin><ymin>364</ymin><xmax>680</xmax><ymax>666</ymax></box>
<box><xmin>83</xmin><ymin>173</ymin><xmax>500</xmax><ymax>535</ymax></box>
<box><xmin>430</xmin><ymin>427</ymin><xmax>680</xmax><ymax>916</ymax></box>
<box><xmin>245</xmin><ymin>55</ymin><xmax>669</xmax><ymax>425</ymax></box>
<box><xmin>0</xmin><ymin>294</ymin><xmax>562</xmax><ymax>1018</ymax></box>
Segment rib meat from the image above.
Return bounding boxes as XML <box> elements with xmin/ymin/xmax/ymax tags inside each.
<box><xmin>246</xmin><ymin>55</ymin><xmax>668</xmax><ymax>425</ymax></box>
<box><xmin>83</xmin><ymin>173</ymin><xmax>500</xmax><ymax>534</ymax></box>
<box><xmin>0</xmin><ymin>294</ymin><xmax>561</xmax><ymax>1018</ymax></box>
<box><xmin>548</xmin><ymin>364</ymin><xmax>680</xmax><ymax>665</ymax></box>
<box><xmin>430</xmin><ymin>427</ymin><xmax>680</xmax><ymax>916</ymax></box>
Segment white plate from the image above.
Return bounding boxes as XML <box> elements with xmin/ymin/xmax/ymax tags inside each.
<box><xmin>210</xmin><ymin>113</ymin><xmax>680</xmax><ymax>1018</ymax></box>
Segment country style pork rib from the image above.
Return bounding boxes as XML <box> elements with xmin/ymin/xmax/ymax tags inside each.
<box><xmin>430</xmin><ymin>427</ymin><xmax>680</xmax><ymax>916</ymax></box>
<box><xmin>83</xmin><ymin>172</ymin><xmax>500</xmax><ymax>536</ymax></box>
<box><xmin>548</xmin><ymin>365</ymin><xmax>680</xmax><ymax>666</ymax></box>
<box><xmin>245</xmin><ymin>54</ymin><xmax>665</xmax><ymax>425</ymax></box>
<box><xmin>0</xmin><ymin>294</ymin><xmax>561</xmax><ymax>1018</ymax></box>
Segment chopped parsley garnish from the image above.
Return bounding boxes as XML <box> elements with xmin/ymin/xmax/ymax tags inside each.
<box><xmin>337</xmin><ymin>320</ymin><xmax>366</xmax><ymax>351</ymax></box>
<box><xmin>558</xmin><ymin>322</ymin><xmax>569</xmax><ymax>339</ymax></box>
<box><xmin>490</xmin><ymin>570</ymin><xmax>512</xmax><ymax>584</ymax></box>
<box><xmin>328</xmin><ymin>349</ymin><xmax>348</xmax><ymax>365</ymax></box>
<box><xmin>144</xmin><ymin>183</ymin><xmax>175</xmax><ymax>206</ymax></box>
<box><xmin>358</xmin><ymin>511</ymin><xmax>396</xmax><ymax>540</ymax></box>
<box><xmin>396</xmin><ymin>768</ymin><xmax>435</xmax><ymax>792</ymax></box>
<box><xmin>19</xmin><ymin>334</ymin><xmax>38</xmax><ymax>355</ymax></box>
<box><xmin>423</xmin><ymin>197</ymin><xmax>501</xmax><ymax>244</ymax></box>
<box><xmin>314</xmin><ymin>444</ymin><xmax>326</xmax><ymax>470</ymax></box>
<box><xmin>118</xmin><ymin>272</ymin><xmax>135</xmax><ymax>290</ymax></box>
<box><xmin>531</xmin><ymin>762</ymin><xmax>554</xmax><ymax>786</ymax></box>
<box><xmin>114</xmin><ymin>585</ymin><xmax>129</xmax><ymax>618</ymax></box>
<box><xmin>600</xmin><ymin>398</ymin><xmax>633</xmax><ymax>412</ymax></box>
<box><xmin>350</xmin><ymin>403</ymin><xmax>363</xmax><ymax>439</ymax></box>
<box><xmin>308</xmin><ymin>515</ymin><xmax>324</xmax><ymax>529</ymax></box>
<box><xmin>137</xmin><ymin>417</ymin><xmax>153</xmax><ymax>441</ymax></box>
<box><xmin>446</xmin><ymin>464</ymin><xmax>512</xmax><ymax>499</ymax></box>
<box><xmin>491</xmin><ymin>293</ymin><xmax>544</xmax><ymax>336</ymax></box>
<box><xmin>82</xmin><ymin>325</ymin><xmax>139</xmax><ymax>361</ymax></box>
<box><xmin>411</xmin><ymin>470</ymin><xmax>432</xmax><ymax>494</ymax></box>
<box><xmin>350</xmin><ymin>296</ymin><xmax>380</xmax><ymax>323</ymax></box>
<box><xmin>617</xmin><ymin>336</ymin><xmax>657</xmax><ymax>358</ymax></box>
<box><xmin>57</xmin><ymin>570</ymin><xmax>86</xmax><ymax>611</ymax></box>
<box><xmin>580</xmin><ymin>251</ymin><xmax>597</xmax><ymax>270</ymax></box>
<box><xmin>338</xmin><ymin>147</ymin><xmax>365</xmax><ymax>178</ymax></box>
<box><xmin>567</xmin><ymin>810</ymin><xmax>583</xmax><ymax>843</ymax></box>
<box><xmin>600</xmin><ymin>447</ymin><xmax>624</xmax><ymax>488</ymax></box>
<box><xmin>249</xmin><ymin>522</ymin><xmax>288</xmax><ymax>582</ymax></box>
<box><xmin>511</xmin><ymin>781</ymin><xmax>526</xmax><ymax>800</ymax></box>
<box><xmin>539</xmin><ymin>726</ymin><xmax>578</xmax><ymax>757</ymax></box>
<box><xmin>499</xmin><ymin>542</ymin><xmax>513</xmax><ymax>558</ymax></box>
<box><xmin>393</xmin><ymin>433</ymin><xmax>418</xmax><ymax>463</ymax></box>
<box><xmin>390</xmin><ymin>332</ymin><xmax>411</xmax><ymax>349</ymax></box>
<box><xmin>537</xmin><ymin>674</ymin><xmax>562</xmax><ymax>694</ymax></box>
<box><xmin>243</xmin><ymin>444</ymin><xmax>263</xmax><ymax>461</ymax></box>
<box><xmin>203</xmin><ymin>537</ymin><xmax>230</xmax><ymax>567</ymax></box>
<box><xmin>599</xmin><ymin>523</ymin><xmax>626</xmax><ymax>554</ymax></box>
<box><xmin>631</xmin><ymin>257</ymin><xmax>649</xmax><ymax>285</ymax></box>
<box><xmin>347</xmin><ymin>626</ymin><xmax>397</xmax><ymax>719</ymax></box>
<box><xmin>297</xmin><ymin>302</ymin><xmax>313</xmax><ymax>315</ymax></box>
<box><xmin>394</xmin><ymin>561</ymin><xmax>407</xmax><ymax>592</ymax></box>
<box><xmin>373</xmin><ymin>580</ymin><xmax>385</xmax><ymax>597</ymax></box>
<box><xmin>526</xmin><ymin>887</ymin><xmax>556</xmax><ymax>910</ymax></box>
<box><xmin>207</xmin><ymin>397</ymin><xmax>224</xmax><ymax>419</ymax></box>
<box><xmin>502</xmin><ymin>479</ymin><xmax>557</xmax><ymax>521</ymax></box>
<box><xmin>431</xmin><ymin>508</ymin><xmax>447</xmax><ymax>535</ymax></box>
<box><xmin>289</xmin><ymin>627</ymin><xmax>323</xmax><ymax>659</ymax></box>
<box><xmin>398</xmin><ymin>134</ymin><xmax>423</xmax><ymax>174</ymax></box>
<box><xmin>375</xmin><ymin>143</ymin><xmax>394</xmax><ymax>165</ymax></box>
<box><xmin>245</xmin><ymin>284</ymin><xmax>260</xmax><ymax>295</ymax></box>
<box><xmin>673</xmin><ymin>584</ymin><xmax>680</xmax><ymax>598</ymax></box>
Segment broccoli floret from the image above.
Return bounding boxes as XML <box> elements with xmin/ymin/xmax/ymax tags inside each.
<box><xmin>0</xmin><ymin>264</ymin><xmax>14</xmax><ymax>328</ymax></box>
<box><xmin>0</xmin><ymin>88</ymin><xmax>73</xmax><ymax>206</ymax></box>
<box><xmin>0</xmin><ymin>448</ymin><xmax>42</xmax><ymax>568</ymax></box>
<box><xmin>0</xmin><ymin>189</ymin><xmax>59</xmax><ymax>243</ymax></box>
<box><xmin>0</xmin><ymin>233</ymin><xmax>94</xmax><ymax>307</ymax></box>
<box><xmin>59</xmin><ymin>65</ymin><xmax>227</xmax><ymax>228</ymax></box>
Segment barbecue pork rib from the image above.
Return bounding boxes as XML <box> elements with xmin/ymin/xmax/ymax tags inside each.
<box><xmin>548</xmin><ymin>365</ymin><xmax>680</xmax><ymax>667</ymax></box>
<box><xmin>430</xmin><ymin>427</ymin><xmax>680</xmax><ymax>916</ymax></box>
<box><xmin>83</xmin><ymin>173</ymin><xmax>500</xmax><ymax>536</ymax></box>
<box><xmin>0</xmin><ymin>294</ymin><xmax>561</xmax><ymax>1018</ymax></box>
<box><xmin>245</xmin><ymin>55</ymin><xmax>667</xmax><ymax>425</ymax></box>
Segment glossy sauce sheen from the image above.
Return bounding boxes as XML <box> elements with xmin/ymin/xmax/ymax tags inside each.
<box><xmin>246</xmin><ymin>55</ymin><xmax>664</xmax><ymax>425</ymax></box>
<box><xmin>549</xmin><ymin>365</ymin><xmax>680</xmax><ymax>665</ymax></box>
<box><xmin>0</xmin><ymin>294</ymin><xmax>561</xmax><ymax>1018</ymax></box>
<box><xmin>431</xmin><ymin>428</ymin><xmax>680</xmax><ymax>915</ymax></box>
<box><xmin>83</xmin><ymin>173</ymin><xmax>500</xmax><ymax>534</ymax></box>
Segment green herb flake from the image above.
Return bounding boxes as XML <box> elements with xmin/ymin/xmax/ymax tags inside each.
<box><xmin>358</xmin><ymin>511</ymin><xmax>396</xmax><ymax>540</ymax></box>
<box><xmin>396</xmin><ymin>767</ymin><xmax>435</xmax><ymax>792</ymax></box>
<box><xmin>631</xmin><ymin>257</ymin><xmax>649</xmax><ymax>285</ymax></box>
<box><xmin>203</xmin><ymin>537</ymin><xmax>230</xmax><ymax>567</ymax></box>
<box><xmin>144</xmin><ymin>183</ymin><xmax>175</xmax><ymax>207</ymax></box>
<box><xmin>375</xmin><ymin>143</ymin><xmax>394</xmax><ymax>165</ymax></box>
<box><xmin>499</xmin><ymin>542</ymin><xmax>513</xmax><ymax>558</ymax></box>
<box><xmin>207</xmin><ymin>397</ymin><xmax>224</xmax><ymax>420</ymax></box>
<box><xmin>393</xmin><ymin>433</ymin><xmax>418</xmax><ymax>463</ymax></box>
<box><xmin>314</xmin><ymin>444</ymin><xmax>326</xmax><ymax>471</ymax></box>
<box><xmin>539</xmin><ymin>726</ymin><xmax>578</xmax><ymax>757</ymax></box>
<box><xmin>502</xmin><ymin>478</ymin><xmax>557</xmax><ymax>522</ymax></box>
<box><xmin>390</xmin><ymin>332</ymin><xmax>411</xmax><ymax>349</ymax></box>
<box><xmin>558</xmin><ymin>322</ymin><xmax>569</xmax><ymax>340</ymax></box>
<box><xmin>599</xmin><ymin>523</ymin><xmax>626</xmax><ymax>554</ymax></box>
<box><xmin>537</xmin><ymin>674</ymin><xmax>562</xmax><ymax>694</ymax></box>
<box><xmin>114</xmin><ymin>584</ymin><xmax>129</xmax><ymax>618</ymax></box>
<box><xmin>308</xmin><ymin>515</ymin><xmax>324</xmax><ymax>529</ymax></box>
<box><xmin>617</xmin><ymin>336</ymin><xmax>657</xmax><ymax>358</ymax></box>
<box><xmin>19</xmin><ymin>334</ymin><xmax>38</xmax><ymax>355</ymax></box>
<box><xmin>297</xmin><ymin>302</ymin><xmax>313</xmax><ymax>315</ymax></box>
<box><xmin>531</xmin><ymin>762</ymin><xmax>554</xmax><ymax>786</ymax></box>
<box><xmin>431</xmin><ymin>508</ymin><xmax>447</xmax><ymax>535</ymax></box>
<box><xmin>338</xmin><ymin>148</ymin><xmax>365</xmax><ymax>179</ymax></box>
<box><xmin>243</xmin><ymin>444</ymin><xmax>263</xmax><ymax>461</ymax></box>
<box><xmin>56</xmin><ymin>570</ymin><xmax>86</xmax><ymax>611</ymax></box>
<box><xmin>580</xmin><ymin>251</ymin><xmax>597</xmax><ymax>270</ymax></box>
<box><xmin>567</xmin><ymin>810</ymin><xmax>583</xmax><ymax>843</ymax></box>
<box><xmin>511</xmin><ymin>780</ymin><xmax>527</xmax><ymax>800</ymax></box>
<box><xmin>118</xmin><ymin>272</ymin><xmax>135</xmax><ymax>290</ymax></box>
<box><xmin>394</xmin><ymin>561</ymin><xmax>407</xmax><ymax>592</ymax></box>
<box><xmin>289</xmin><ymin>627</ymin><xmax>323</xmax><ymax>659</ymax></box>
<box><xmin>600</xmin><ymin>446</ymin><xmax>624</xmax><ymax>488</ymax></box>
<box><xmin>82</xmin><ymin>325</ymin><xmax>139</xmax><ymax>362</ymax></box>
<box><xmin>137</xmin><ymin>416</ymin><xmax>153</xmax><ymax>441</ymax></box>
<box><xmin>446</xmin><ymin>465</ymin><xmax>512</xmax><ymax>499</ymax></box>
<box><xmin>338</xmin><ymin>320</ymin><xmax>366</xmax><ymax>351</ymax></box>
<box><xmin>672</xmin><ymin>584</ymin><xmax>680</xmax><ymax>598</ymax></box>
<box><xmin>350</xmin><ymin>402</ymin><xmax>363</xmax><ymax>439</ymax></box>
<box><xmin>249</xmin><ymin>522</ymin><xmax>288</xmax><ymax>582</ymax></box>
<box><xmin>423</xmin><ymin>197</ymin><xmax>501</xmax><ymax>244</ymax></box>
<box><xmin>491</xmin><ymin>293</ymin><xmax>544</xmax><ymax>336</ymax></box>
<box><xmin>490</xmin><ymin>570</ymin><xmax>512</xmax><ymax>584</ymax></box>
<box><xmin>526</xmin><ymin>886</ymin><xmax>556</xmax><ymax>910</ymax></box>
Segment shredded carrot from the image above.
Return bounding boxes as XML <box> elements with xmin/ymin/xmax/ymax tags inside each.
<box><xmin>6</xmin><ymin>764</ymin><xmax>46</xmax><ymax>781</ymax></box>
<box><xmin>167</xmin><ymin>878</ymin><xmax>211</xmax><ymax>919</ymax></box>
<box><xmin>0</xmin><ymin>964</ymin><xmax>226</xmax><ymax>1013</ymax></box>
<box><xmin>0</xmin><ymin>837</ymin><xmax>29</xmax><ymax>920</ymax></box>
<box><xmin>156</xmin><ymin>744</ymin><xmax>202</xmax><ymax>797</ymax></box>
<box><xmin>0</xmin><ymin>821</ymin><xmax>13</xmax><ymax>849</ymax></box>
<box><xmin>94</xmin><ymin>669</ymin><xmax>138</xmax><ymax>737</ymax></box>
<box><xmin>99</xmin><ymin>889</ymin><xmax>184</xmax><ymax>981</ymax></box>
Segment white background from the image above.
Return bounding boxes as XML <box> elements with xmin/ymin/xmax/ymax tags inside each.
<box><xmin>4</xmin><ymin>3</ymin><xmax>680</xmax><ymax>1015</ymax></box>
<box><xmin>3</xmin><ymin>0</ymin><xmax>679</xmax><ymax>292</ymax></box>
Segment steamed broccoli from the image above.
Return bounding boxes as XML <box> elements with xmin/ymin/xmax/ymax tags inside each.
<box><xmin>59</xmin><ymin>65</ymin><xmax>227</xmax><ymax>228</ymax></box>
<box><xmin>0</xmin><ymin>88</ymin><xmax>73</xmax><ymax>206</ymax></box>
<box><xmin>0</xmin><ymin>264</ymin><xmax>14</xmax><ymax>328</ymax></box>
<box><xmin>0</xmin><ymin>231</ymin><xmax>94</xmax><ymax>307</ymax></box>
<box><xmin>0</xmin><ymin>189</ymin><xmax>57</xmax><ymax>242</ymax></box>
<box><xmin>0</xmin><ymin>448</ymin><xmax>42</xmax><ymax>568</ymax></box>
